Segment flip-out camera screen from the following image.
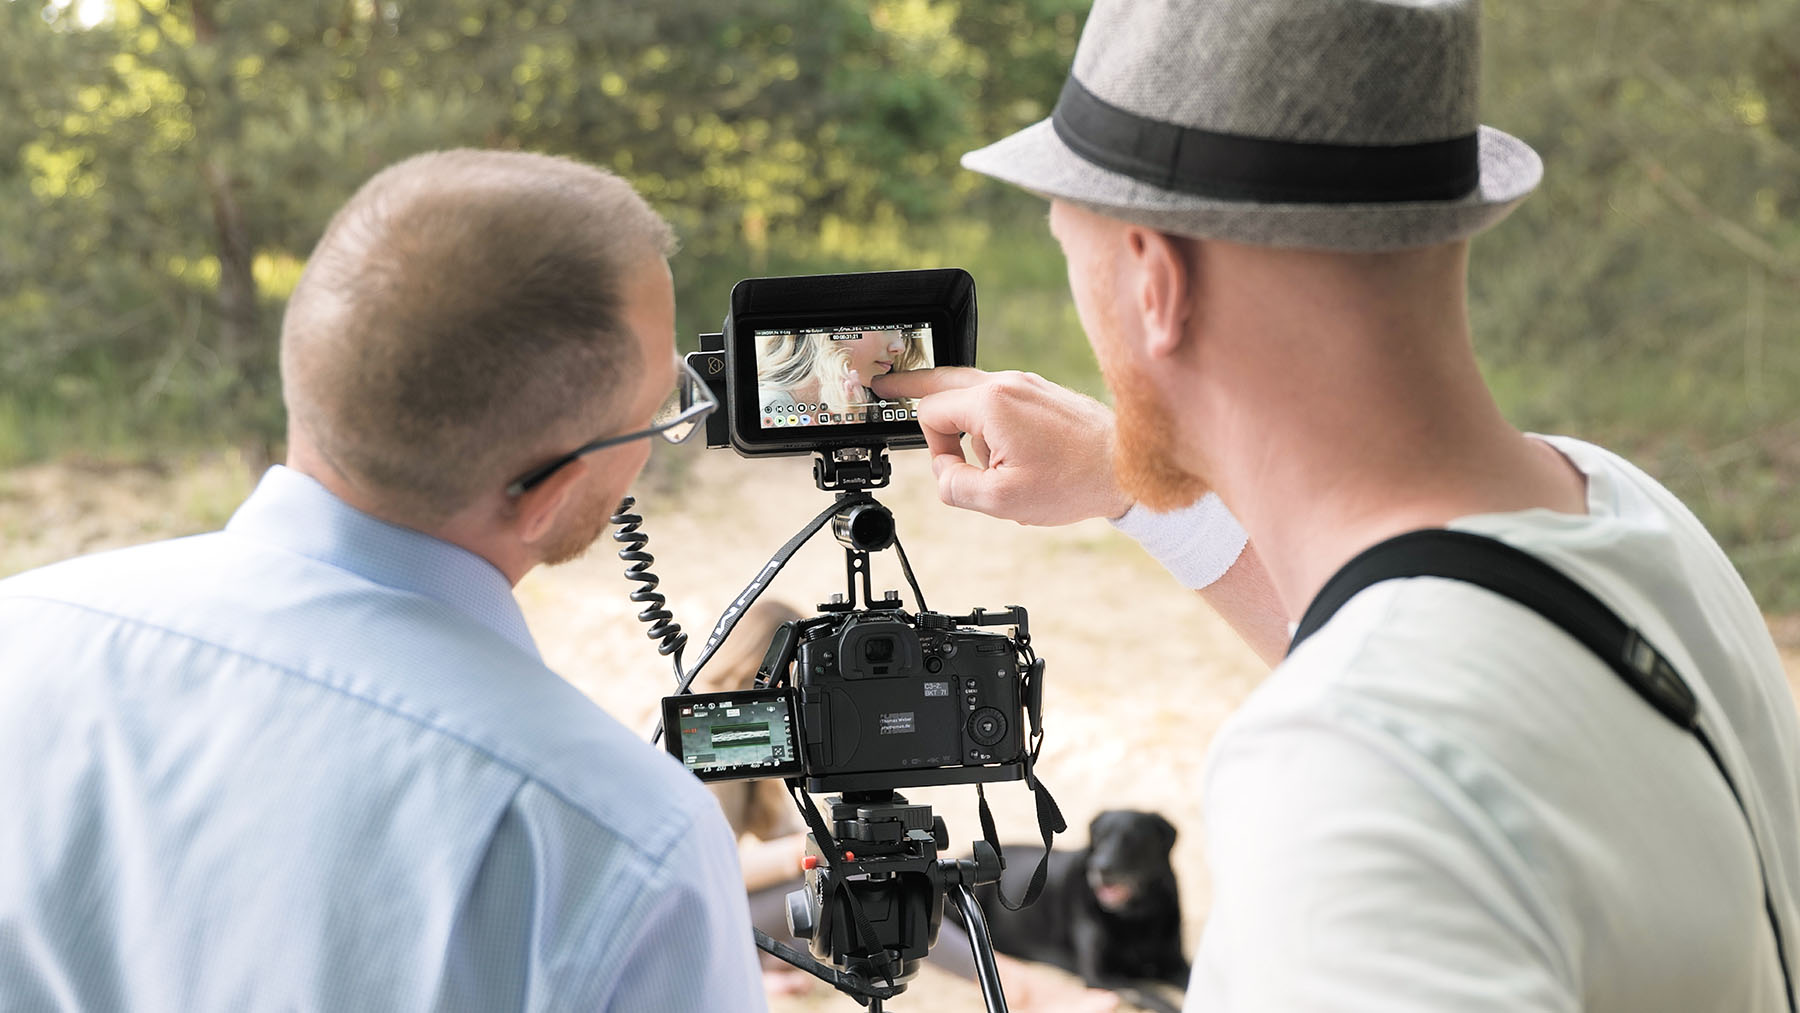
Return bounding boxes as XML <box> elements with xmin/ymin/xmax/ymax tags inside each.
<box><xmin>663</xmin><ymin>688</ymin><xmax>804</xmax><ymax>782</ymax></box>
<box><xmin>753</xmin><ymin>323</ymin><xmax>935</xmax><ymax>431</ymax></box>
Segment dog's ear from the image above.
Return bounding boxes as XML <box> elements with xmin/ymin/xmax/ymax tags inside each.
<box><xmin>1088</xmin><ymin>810</ymin><xmax>1118</xmax><ymax>839</ymax></box>
<box><xmin>1153</xmin><ymin>813</ymin><xmax>1177</xmax><ymax>851</ymax></box>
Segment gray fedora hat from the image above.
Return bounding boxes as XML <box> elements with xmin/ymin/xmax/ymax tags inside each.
<box><xmin>963</xmin><ymin>0</ymin><xmax>1542</xmax><ymax>251</ymax></box>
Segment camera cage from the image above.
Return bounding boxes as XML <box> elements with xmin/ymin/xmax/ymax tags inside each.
<box><xmin>663</xmin><ymin>457</ymin><xmax>1036</xmax><ymax>793</ymax></box>
<box><xmin>755</xmin><ymin>597</ymin><xmax>1036</xmax><ymax>796</ymax></box>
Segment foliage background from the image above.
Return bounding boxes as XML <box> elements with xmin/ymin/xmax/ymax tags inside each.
<box><xmin>1</xmin><ymin>0</ymin><xmax>1796</xmax><ymax>606</ymax></box>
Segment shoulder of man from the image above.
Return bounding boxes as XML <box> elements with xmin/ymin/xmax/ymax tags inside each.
<box><xmin>0</xmin><ymin>528</ymin><xmax>729</xmax><ymax>861</ymax></box>
<box><xmin>0</xmin><ymin>530</ymin><xmax>217</xmax><ymax>601</ymax></box>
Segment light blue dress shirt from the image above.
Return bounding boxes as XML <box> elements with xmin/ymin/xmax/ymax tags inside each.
<box><xmin>0</xmin><ymin>466</ymin><xmax>765</xmax><ymax>1011</ymax></box>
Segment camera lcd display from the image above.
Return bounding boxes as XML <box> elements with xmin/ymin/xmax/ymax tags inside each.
<box><xmin>752</xmin><ymin>323</ymin><xmax>935</xmax><ymax>431</ymax></box>
<box><xmin>663</xmin><ymin>687</ymin><xmax>805</xmax><ymax>782</ymax></box>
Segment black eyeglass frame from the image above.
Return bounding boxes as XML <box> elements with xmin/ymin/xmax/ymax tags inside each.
<box><xmin>505</xmin><ymin>355</ymin><xmax>717</xmax><ymax>497</ymax></box>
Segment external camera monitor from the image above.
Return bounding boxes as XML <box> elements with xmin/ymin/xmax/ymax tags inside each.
<box><xmin>686</xmin><ymin>268</ymin><xmax>978</xmax><ymax>457</ymax></box>
<box><xmin>662</xmin><ymin>687</ymin><xmax>804</xmax><ymax>782</ymax></box>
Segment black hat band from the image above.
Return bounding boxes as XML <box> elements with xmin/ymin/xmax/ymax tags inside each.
<box><xmin>1050</xmin><ymin>76</ymin><xmax>1480</xmax><ymax>205</ymax></box>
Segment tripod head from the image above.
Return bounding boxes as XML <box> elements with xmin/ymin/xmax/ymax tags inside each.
<box><xmin>787</xmin><ymin>791</ymin><xmax>942</xmax><ymax>989</ymax></box>
<box><xmin>780</xmin><ymin>789</ymin><xmax>1008</xmax><ymax>1010</ymax></box>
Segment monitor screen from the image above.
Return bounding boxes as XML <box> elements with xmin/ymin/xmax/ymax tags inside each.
<box><xmin>752</xmin><ymin>322</ymin><xmax>935</xmax><ymax>431</ymax></box>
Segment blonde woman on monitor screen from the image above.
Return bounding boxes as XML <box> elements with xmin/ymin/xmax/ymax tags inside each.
<box><xmin>757</xmin><ymin>329</ymin><xmax>930</xmax><ymax>417</ymax></box>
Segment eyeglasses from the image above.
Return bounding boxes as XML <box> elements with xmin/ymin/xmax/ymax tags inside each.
<box><xmin>505</xmin><ymin>353</ymin><xmax>717</xmax><ymax>497</ymax></box>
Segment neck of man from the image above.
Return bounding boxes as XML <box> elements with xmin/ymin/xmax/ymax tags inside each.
<box><xmin>286</xmin><ymin>433</ymin><xmax>532</xmax><ymax>586</ymax></box>
<box><xmin>1187</xmin><ymin>242</ymin><xmax>1588</xmax><ymax>624</ymax></box>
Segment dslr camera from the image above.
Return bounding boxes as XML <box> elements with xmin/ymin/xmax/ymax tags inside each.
<box><xmin>665</xmin><ymin>604</ymin><xmax>1034</xmax><ymax>792</ymax></box>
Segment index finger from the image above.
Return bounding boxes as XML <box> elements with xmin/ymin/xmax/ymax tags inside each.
<box><xmin>909</xmin><ymin>383</ymin><xmax>994</xmax><ymax>459</ymax></box>
<box><xmin>869</xmin><ymin>366</ymin><xmax>991</xmax><ymax>401</ymax></box>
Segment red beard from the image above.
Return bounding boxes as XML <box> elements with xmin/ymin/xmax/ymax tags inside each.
<box><xmin>1085</xmin><ymin>263</ymin><xmax>1211</xmax><ymax>513</ymax></box>
<box><xmin>540</xmin><ymin>485</ymin><xmax>618</xmax><ymax>566</ymax></box>
<box><xmin>1106</xmin><ymin>354</ymin><xmax>1211</xmax><ymax>512</ymax></box>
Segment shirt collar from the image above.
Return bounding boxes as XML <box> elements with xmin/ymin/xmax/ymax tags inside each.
<box><xmin>226</xmin><ymin>466</ymin><xmax>539</xmax><ymax>660</ymax></box>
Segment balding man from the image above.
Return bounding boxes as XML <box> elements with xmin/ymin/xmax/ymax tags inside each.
<box><xmin>876</xmin><ymin>0</ymin><xmax>1799</xmax><ymax>1010</ymax></box>
<box><xmin>0</xmin><ymin>150</ymin><xmax>764</xmax><ymax>1010</ymax></box>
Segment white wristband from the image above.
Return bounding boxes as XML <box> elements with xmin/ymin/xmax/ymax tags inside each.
<box><xmin>1109</xmin><ymin>492</ymin><xmax>1249</xmax><ymax>590</ymax></box>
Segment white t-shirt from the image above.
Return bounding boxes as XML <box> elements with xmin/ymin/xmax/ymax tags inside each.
<box><xmin>1187</xmin><ymin>437</ymin><xmax>1800</xmax><ymax>1011</ymax></box>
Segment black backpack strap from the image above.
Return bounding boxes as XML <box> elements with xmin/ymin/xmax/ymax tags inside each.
<box><xmin>1290</xmin><ymin>527</ymin><xmax>1793</xmax><ymax>1013</ymax></box>
<box><xmin>1290</xmin><ymin>528</ymin><xmax>1699</xmax><ymax>730</ymax></box>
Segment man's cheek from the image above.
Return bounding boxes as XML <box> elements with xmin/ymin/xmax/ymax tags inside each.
<box><xmin>1064</xmin><ymin>272</ymin><xmax>1104</xmax><ymax>351</ymax></box>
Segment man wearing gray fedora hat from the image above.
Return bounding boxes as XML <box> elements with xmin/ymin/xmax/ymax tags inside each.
<box><xmin>874</xmin><ymin>0</ymin><xmax>1800</xmax><ymax>1009</ymax></box>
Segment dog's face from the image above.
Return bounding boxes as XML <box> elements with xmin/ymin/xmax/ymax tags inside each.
<box><xmin>1085</xmin><ymin>809</ymin><xmax>1178</xmax><ymax>914</ymax></box>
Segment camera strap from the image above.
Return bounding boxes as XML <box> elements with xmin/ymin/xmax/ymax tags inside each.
<box><xmin>1290</xmin><ymin>528</ymin><xmax>1794</xmax><ymax>1013</ymax></box>
<box><xmin>677</xmin><ymin>493</ymin><xmax>871</xmax><ymax>695</ymax></box>
<box><xmin>978</xmin><ymin>644</ymin><xmax>1068</xmax><ymax>913</ymax></box>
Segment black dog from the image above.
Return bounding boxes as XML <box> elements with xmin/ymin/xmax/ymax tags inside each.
<box><xmin>957</xmin><ymin>810</ymin><xmax>1190</xmax><ymax>1011</ymax></box>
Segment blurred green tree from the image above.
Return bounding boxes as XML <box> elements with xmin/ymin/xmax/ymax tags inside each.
<box><xmin>0</xmin><ymin>0</ymin><xmax>1794</xmax><ymax>603</ymax></box>
<box><xmin>1471</xmin><ymin>0</ymin><xmax>1800</xmax><ymax>599</ymax></box>
<box><xmin>0</xmin><ymin>0</ymin><xmax>1083</xmax><ymax>456</ymax></box>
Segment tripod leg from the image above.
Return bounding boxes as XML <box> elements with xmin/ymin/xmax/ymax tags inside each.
<box><xmin>947</xmin><ymin>881</ymin><xmax>1010</xmax><ymax>1013</ymax></box>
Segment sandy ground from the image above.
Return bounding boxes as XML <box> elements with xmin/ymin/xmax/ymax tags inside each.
<box><xmin>3</xmin><ymin>448</ymin><xmax>1798</xmax><ymax>1012</ymax></box>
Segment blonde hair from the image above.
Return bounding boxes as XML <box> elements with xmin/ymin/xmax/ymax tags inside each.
<box><xmin>756</xmin><ymin>329</ymin><xmax>932</xmax><ymax>413</ymax></box>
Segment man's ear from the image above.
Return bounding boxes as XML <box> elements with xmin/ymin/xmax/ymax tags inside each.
<box><xmin>1123</xmin><ymin>227</ymin><xmax>1195</xmax><ymax>360</ymax></box>
<box><xmin>511</xmin><ymin>456</ymin><xmax>590</xmax><ymax>547</ymax></box>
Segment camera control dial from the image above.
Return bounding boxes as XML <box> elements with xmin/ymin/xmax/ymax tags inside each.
<box><xmin>967</xmin><ymin>707</ymin><xmax>1007</xmax><ymax>747</ymax></box>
